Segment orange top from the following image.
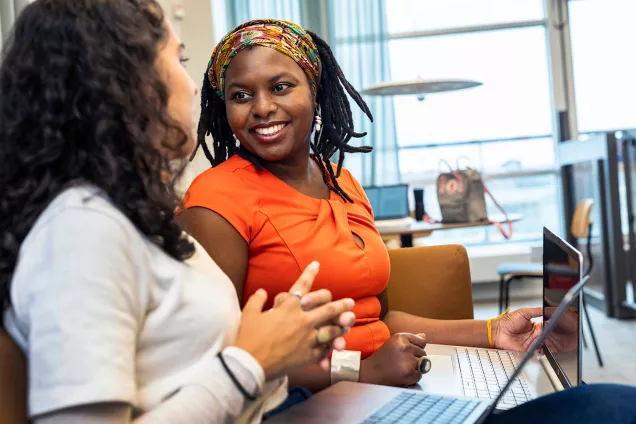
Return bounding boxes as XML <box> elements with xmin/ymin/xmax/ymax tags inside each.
<box><xmin>183</xmin><ymin>155</ymin><xmax>391</xmax><ymax>358</ymax></box>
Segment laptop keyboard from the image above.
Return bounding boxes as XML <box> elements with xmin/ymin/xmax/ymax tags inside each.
<box><xmin>361</xmin><ymin>391</ymin><xmax>482</xmax><ymax>424</ymax></box>
<box><xmin>456</xmin><ymin>347</ymin><xmax>533</xmax><ymax>409</ymax></box>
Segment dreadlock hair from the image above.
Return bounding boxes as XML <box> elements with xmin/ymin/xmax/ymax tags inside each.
<box><xmin>195</xmin><ymin>30</ymin><xmax>373</xmax><ymax>202</ymax></box>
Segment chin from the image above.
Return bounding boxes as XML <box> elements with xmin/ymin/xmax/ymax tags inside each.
<box><xmin>243</xmin><ymin>143</ymin><xmax>291</xmax><ymax>163</ymax></box>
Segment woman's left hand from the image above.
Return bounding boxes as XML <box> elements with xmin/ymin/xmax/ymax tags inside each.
<box><xmin>492</xmin><ymin>307</ymin><xmax>543</xmax><ymax>351</ymax></box>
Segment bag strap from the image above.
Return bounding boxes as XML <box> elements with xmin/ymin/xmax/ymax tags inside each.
<box><xmin>423</xmin><ymin>213</ymin><xmax>440</xmax><ymax>224</ymax></box>
<box><xmin>483</xmin><ymin>183</ymin><xmax>513</xmax><ymax>239</ymax></box>
<box><xmin>438</xmin><ymin>159</ymin><xmax>454</xmax><ymax>174</ymax></box>
<box><xmin>456</xmin><ymin>156</ymin><xmax>472</xmax><ymax>170</ymax></box>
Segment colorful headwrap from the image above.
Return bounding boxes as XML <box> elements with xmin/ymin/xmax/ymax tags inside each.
<box><xmin>207</xmin><ymin>19</ymin><xmax>322</xmax><ymax>99</ymax></box>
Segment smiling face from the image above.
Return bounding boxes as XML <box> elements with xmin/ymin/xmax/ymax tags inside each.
<box><xmin>223</xmin><ymin>46</ymin><xmax>317</xmax><ymax>163</ymax></box>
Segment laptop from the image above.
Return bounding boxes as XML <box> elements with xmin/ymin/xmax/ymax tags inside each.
<box><xmin>363</xmin><ymin>184</ymin><xmax>414</xmax><ymax>227</ymax></box>
<box><xmin>542</xmin><ymin>228</ymin><xmax>584</xmax><ymax>388</ymax></box>
<box><xmin>410</xmin><ymin>227</ymin><xmax>582</xmax><ymax>408</ymax></box>
<box><xmin>268</xmin><ymin>228</ymin><xmax>586</xmax><ymax>424</ymax></box>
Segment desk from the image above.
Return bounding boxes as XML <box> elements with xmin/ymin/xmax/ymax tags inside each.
<box><xmin>377</xmin><ymin>213</ymin><xmax>523</xmax><ymax>248</ymax></box>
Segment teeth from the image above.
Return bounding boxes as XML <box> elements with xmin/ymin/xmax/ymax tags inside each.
<box><xmin>255</xmin><ymin>123</ymin><xmax>285</xmax><ymax>136</ymax></box>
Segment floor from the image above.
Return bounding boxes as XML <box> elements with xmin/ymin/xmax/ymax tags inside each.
<box><xmin>473</xmin><ymin>298</ymin><xmax>636</xmax><ymax>386</ymax></box>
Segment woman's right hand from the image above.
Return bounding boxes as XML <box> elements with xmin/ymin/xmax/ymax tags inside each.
<box><xmin>234</xmin><ymin>262</ymin><xmax>355</xmax><ymax>380</ymax></box>
<box><xmin>359</xmin><ymin>333</ymin><xmax>427</xmax><ymax>387</ymax></box>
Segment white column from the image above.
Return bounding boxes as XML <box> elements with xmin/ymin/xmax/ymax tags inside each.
<box><xmin>545</xmin><ymin>0</ymin><xmax>579</xmax><ymax>141</ymax></box>
<box><xmin>0</xmin><ymin>0</ymin><xmax>15</xmax><ymax>48</ymax></box>
<box><xmin>173</xmin><ymin>0</ymin><xmax>217</xmax><ymax>193</ymax></box>
<box><xmin>14</xmin><ymin>0</ymin><xmax>31</xmax><ymax>16</ymax></box>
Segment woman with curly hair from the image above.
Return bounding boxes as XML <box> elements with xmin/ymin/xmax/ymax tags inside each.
<box><xmin>0</xmin><ymin>1</ymin><xmax>356</xmax><ymax>423</ymax></box>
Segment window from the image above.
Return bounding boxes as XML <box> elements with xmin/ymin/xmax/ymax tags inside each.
<box><xmin>569</xmin><ymin>0</ymin><xmax>636</xmax><ymax>133</ymax></box>
<box><xmin>384</xmin><ymin>0</ymin><xmax>560</xmax><ymax>244</ymax></box>
<box><xmin>388</xmin><ymin>27</ymin><xmax>553</xmax><ymax>146</ymax></box>
<box><xmin>385</xmin><ymin>0</ymin><xmax>545</xmax><ymax>34</ymax></box>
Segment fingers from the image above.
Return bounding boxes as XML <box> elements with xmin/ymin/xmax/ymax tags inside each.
<box><xmin>514</xmin><ymin>307</ymin><xmax>543</xmax><ymax>320</ymax></box>
<box><xmin>273</xmin><ymin>292</ymin><xmax>288</xmax><ymax>308</ymax></box>
<box><xmin>308</xmin><ymin>298</ymin><xmax>355</xmax><ymax>327</ymax></box>
<box><xmin>405</xmin><ymin>333</ymin><xmax>427</xmax><ymax>349</ymax></box>
<box><xmin>335</xmin><ymin>311</ymin><xmax>356</xmax><ymax>328</ymax></box>
<box><xmin>319</xmin><ymin>357</ymin><xmax>330</xmax><ymax>371</ymax></box>
<box><xmin>331</xmin><ymin>336</ymin><xmax>346</xmax><ymax>351</ymax></box>
<box><xmin>311</xmin><ymin>344</ymin><xmax>331</xmax><ymax>362</ymax></box>
<box><xmin>241</xmin><ymin>289</ymin><xmax>268</xmax><ymax>316</ymax></box>
<box><xmin>299</xmin><ymin>289</ymin><xmax>332</xmax><ymax>310</ymax></box>
<box><xmin>315</xmin><ymin>325</ymin><xmax>347</xmax><ymax>346</ymax></box>
<box><xmin>287</xmin><ymin>261</ymin><xmax>320</xmax><ymax>297</ymax></box>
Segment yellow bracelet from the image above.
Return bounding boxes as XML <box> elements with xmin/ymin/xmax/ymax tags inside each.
<box><xmin>487</xmin><ymin>307</ymin><xmax>510</xmax><ymax>349</ymax></box>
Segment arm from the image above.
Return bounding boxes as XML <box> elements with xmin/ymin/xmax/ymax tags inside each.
<box><xmin>179</xmin><ymin>207</ymin><xmax>339</xmax><ymax>392</ymax></box>
<box><xmin>178</xmin><ymin>206</ymin><xmax>248</xmax><ymax>295</ymax></box>
<box><xmin>378</xmin><ymin>289</ymin><xmax>490</xmax><ymax>348</ymax></box>
<box><xmin>35</xmin><ymin>347</ymin><xmax>267</xmax><ymax>424</ymax></box>
<box><xmin>20</xmin><ymin>205</ymin><xmax>264</xmax><ymax>423</ymax></box>
<box><xmin>287</xmin><ymin>364</ymin><xmax>331</xmax><ymax>393</ymax></box>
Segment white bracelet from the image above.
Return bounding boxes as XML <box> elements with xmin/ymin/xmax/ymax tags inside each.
<box><xmin>330</xmin><ymin>350</ymin><xmax>361</xmax><ymax>385</ymax></box>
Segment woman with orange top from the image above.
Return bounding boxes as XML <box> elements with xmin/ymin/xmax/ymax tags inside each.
<box><xmin>179</xmin><ymin>20</ymin><xmax>556</xmax><ymax>392</ymax></box>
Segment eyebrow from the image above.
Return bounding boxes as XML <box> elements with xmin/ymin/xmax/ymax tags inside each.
<box><xmin>226</xmin><ymin>72</ymin><xmax>299</xmax><ymax>90</ymax></box>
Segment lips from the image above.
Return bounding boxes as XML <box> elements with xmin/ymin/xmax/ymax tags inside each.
<box><xmin>249</xmin><ymin>122</ymin><xmax>290</xmax><ymax>144</ymax></box>
<box><xmin>254</xmin><ymin>123</ymin><xmax>286</xmax><ymax>136</ymax></box>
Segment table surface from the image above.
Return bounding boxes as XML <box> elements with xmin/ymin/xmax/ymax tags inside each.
<box><xmin>376</xmin><ymin>213</ymin><xmax>523</xmax><ymax>237</ymax></box>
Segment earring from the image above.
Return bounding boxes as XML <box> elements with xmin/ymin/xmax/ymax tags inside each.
<box><xmin>233</xmin><ymin>133</ymin><xmax>240</xmax><ymax>148</ymax></box>
<box><xmin>314</xmin><ymin>114</ymin><xmax>323</xmax><ymax>133</ymax></box>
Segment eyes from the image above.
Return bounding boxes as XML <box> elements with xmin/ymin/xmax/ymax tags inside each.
<box><xmin>230</xmin><ymin>83</ymin><xmax>293</xmax><ymax>102</ymax></box>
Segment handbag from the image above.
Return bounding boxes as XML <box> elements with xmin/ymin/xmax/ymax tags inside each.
<box><xmin>435</xmin><ymin>159</ymin><xmax>513</xmax><ymax>239</ymax></box>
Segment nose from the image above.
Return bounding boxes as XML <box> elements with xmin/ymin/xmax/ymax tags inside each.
<box><xmin>190</xmin><ymin>75</ymin><xmax>199</xmax><ymax>97</ymax></box>
<box><xmin>252</xmin><ymin>92</ymin><xmax>277</xmax><ymax>118</ymax></box>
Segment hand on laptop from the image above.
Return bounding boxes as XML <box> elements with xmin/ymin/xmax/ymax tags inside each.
<box><xmin>491</xmin><ymin>307</ymin><xmax>543</xmax><ymax>351</ymax></box>
<box><xmin>491</xmin><ymin>307</ymin><xmax>579</xmax><ymax>353</ymax></box>
<box><xmin>543</xmin><ymin>306</ymin><xmax>579</xmax><ymax>353</ymax></box>
<box><xmin>358</xmin><ymin>332</ymin><xmax>427</xmax><ymax>387</ymax></box>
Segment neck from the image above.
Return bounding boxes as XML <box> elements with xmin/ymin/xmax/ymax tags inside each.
<box><xmin>262</xmin><ymin>144</ymin><xmax>314</xmax><ymax>183</ymax></box>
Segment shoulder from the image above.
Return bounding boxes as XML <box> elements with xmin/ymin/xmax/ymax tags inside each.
<box><xmin>192</xmin><ymin>155</ymin><xmax>255</xmax><ymax>184</ymax></box>
<box><xmin>24</xmin><ymin>185</ymin><xmax>137</xmax><ymax>249</ymax></box>
<box><xmin>330</xmin><ymin>164</ymin><xmax>366</xmax><ymax>199</ymax></box>
<box><xmin>186</xmin><ymin>156</ymin><xmax>259</xmax><ymax>194</ymax></box>
<box><xmin>183</xmin><ymin>155</ymin><xmax>262</xmax><ymax>210</ymax></box>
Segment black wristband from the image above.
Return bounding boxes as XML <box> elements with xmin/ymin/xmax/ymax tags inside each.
<box><xmin>217</xmin><ymin>351</ymin><xmax>258</xmax><ymax>401</ymax></box>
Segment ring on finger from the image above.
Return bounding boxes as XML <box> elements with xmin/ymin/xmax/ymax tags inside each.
<box><xmin>315</xmin><ymin>328</ymin><xmax>331</xmax><ymax>345</ymax></box>
<box><xmin>290</xmin><ymin>291</ymin><xmax>303</xmax><ymax>301</ymax></box>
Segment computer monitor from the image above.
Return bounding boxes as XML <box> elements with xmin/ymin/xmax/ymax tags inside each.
<box><xmin>363</xmin><ymin>184</ymin><xmax>409</xmax><ymax>220</ymax></box>
<box><xmin>542</xmin><ymin>227</ymin><xmax>583</xmax><ymax>388</ymax></box>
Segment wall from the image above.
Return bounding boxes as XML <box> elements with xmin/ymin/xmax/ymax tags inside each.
<box><xmin>158</xmin><ymin>0</ymin><xmax>216</xmax><ymax>193</ymax></box>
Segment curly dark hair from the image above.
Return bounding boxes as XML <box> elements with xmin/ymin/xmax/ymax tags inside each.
<box><xmin>195</xmin><ymin>29</ymin><xmax>373</xmax><ymax>203</ymax></box>
<box><xmin>0</xmin><ymin>0</ymin><xmax>195</xmax><ymax>315</ymax></box>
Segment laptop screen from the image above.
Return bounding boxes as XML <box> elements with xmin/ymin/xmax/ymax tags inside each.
<box><xmin>363</xmin><ymin>185</ymin><xmax>409</xmax><ymax>220</ymax></box>
<box><xmin>542</xmin><ymin>228</ymin><xmax>583</xmax><ymax>388</ymax></box>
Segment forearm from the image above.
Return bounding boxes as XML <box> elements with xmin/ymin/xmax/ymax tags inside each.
<box><xmin>384</xmin><ymin>310</ymin><xmax>489</xmax><ymax>348</ymax></box>
<box><xmin>35</xmin><ymin>384</ymin><xmax>250</xmax><ymax>424</ymax></box>
<box><xmin>288</xmin><ymin>363</ymin><xmax>331</xmax><ymax>393</ymax></box>
<box><xmin>34</xmin><ymin>346</ymin><xmax>266</xmax><ymax>424</ymax></box>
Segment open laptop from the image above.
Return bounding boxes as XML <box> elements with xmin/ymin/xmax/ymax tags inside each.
<box><xmin>542</xmin><ymin>228</ymin><xmax>584</xmax><ymax>388</ymax></box>
<box><xmin>268</xmin><ymin>228</ymin><xmax>586</xmax><ymax>423</ymax></box>
<box><xmin>411</xmin><ymin>227</ymin><xmax>582</xmax><ymax>408</ymax></box>
<box><xmin>363</xmin><ymin>184</ymin><xmax>414</xmax><ymax>227</ymax></box>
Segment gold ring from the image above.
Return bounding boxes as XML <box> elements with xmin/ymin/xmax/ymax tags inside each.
<box><xmin>315</xmin><ymin>329</ymin><xmax>330</xmax><ymax>345</ymax></box>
